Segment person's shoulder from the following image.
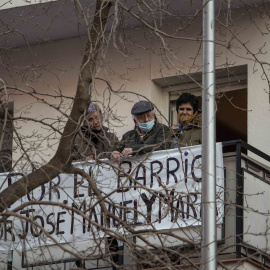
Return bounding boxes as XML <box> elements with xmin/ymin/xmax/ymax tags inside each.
<box><xmin>171</xmin><ymin>126</ymin><xmax>181</xmax><ymax>135</ymax></box>
<box><xmin>102</xmin><ymin>126</ymin><xmax>119</xmax><ymax>138</ymax></box>
<box><xmin>103</xmin><ymin>126</ymin><xmax>113</xmax><ymax>134</ymax></box>
<box><xmin>76</xmin><ymin>125</ymin><xmax>89</xmax><ymax>137</ymax></box>
<box><xmin>155</xmin><ymin>122</ymin><xmax>170</xmax><ymax>131</ymax></box>
<box><xmin>122</xmin><ymin>128</ymin><xmax>137</xmax><ymax>138</ymax></box>
<box><xmin>80</xmin><ymin>125</ymin><xmax>89</xmax><ymax>132</ymax></box>
<box><xmin>123</xmin><ymin>129</ymin><xmax>136</xmax><ymax>135</ymax></box>
<box><xmin>193</xmin><ymin>113</ymin><xmax>202</xmax><ymax>127</ymax></box>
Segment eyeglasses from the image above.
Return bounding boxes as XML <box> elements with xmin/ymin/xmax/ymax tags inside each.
<box><xmin>136</xmin><ymin>112</ymin><xmax>155</xmax><ymax>122</ymax></box>
<box><xmin>87</xmin><ymin>114</ymin><xmax>102</xmax><ymax>123</ymax></box>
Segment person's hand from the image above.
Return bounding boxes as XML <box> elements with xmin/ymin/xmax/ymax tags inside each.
<box><xmin>122</xmin><ymin>148</ymin><xmax>133</xmax><ymax>157</ymax></box>
<box><xmin>86</xmin><ymin>155</ymin><xmax>94</xmax><ymax>161</ymax></box>
<box><xmin>110</xmin><ymin>151</ymin><xmax>122</xmax><ymax>162</ymax></box>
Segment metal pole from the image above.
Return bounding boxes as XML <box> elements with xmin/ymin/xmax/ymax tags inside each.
<box><xmin>201</xmin><ymin>0</ymin><xmax>216</xmax><ymax>269</ymax></box>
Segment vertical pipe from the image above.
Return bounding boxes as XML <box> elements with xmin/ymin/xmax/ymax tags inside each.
<box><xmin>201</xmin><ymin>0</ymin><xmax>216</xmax><ymax>269</ymax></box>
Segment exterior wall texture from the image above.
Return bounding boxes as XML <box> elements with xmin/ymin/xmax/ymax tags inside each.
<box><xmin>0</xmin><ymin>6</ymin><xmax>269</xmax><ymax>167</ymax></box>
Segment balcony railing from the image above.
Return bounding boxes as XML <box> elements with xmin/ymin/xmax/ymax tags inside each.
<box><xmin>1</xmin><ymin>140</ymin><xmax>270</xmax><ymax>269</ymax></box>
<box><xmin>222</xmin><ymin>140</ymin><xmax>270</xmax><ymax>267</ymax></box>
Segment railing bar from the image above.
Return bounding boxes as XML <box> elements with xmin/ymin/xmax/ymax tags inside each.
<box><xmin>241</xmin><ymin>156</ymin><xmax>270</xmax><ymax>175</ymax></box>
<box><xmin>222</xmin><ymin>140</ymin><xmax>270</xmax><ymax>162</ymax></box>
<box><xmin>222</xmin><ymin>139</ymin><xmax>242</xmax><ymax>147</ymax></box>
<box><xmin>242</xmin><ymin>168</ymin><xmax>270</xmax><ymax>185</ymax></box>
<box><xmin>235</xmin><ymin>142</ymin><xmax>243</xmax><ymax>258</ymax></box>
<box><xmin>241</xmin><ymin>141</ymin><xmax>270</xmax><ymax>162</ymax></box>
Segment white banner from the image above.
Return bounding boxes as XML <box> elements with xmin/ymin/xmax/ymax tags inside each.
<box><xmin>0</xmin><ymin>144</ymin><xmax>224</xmax><ymax>250</ymax></box>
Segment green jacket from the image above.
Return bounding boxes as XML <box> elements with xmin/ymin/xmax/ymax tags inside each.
<box><xmin>172</xmin><ymin>115</ymin><xmax>202</xmax><ymax>148</ymax></box>
<box><xmin>73</xmin><ymin>125</ymin><xmax>119</xmax><ymax>160</ymax></box>
<box><xmin>118</xmin><ymin>122</ymin><xmax>172</xmax><ymax>155</ymax></box>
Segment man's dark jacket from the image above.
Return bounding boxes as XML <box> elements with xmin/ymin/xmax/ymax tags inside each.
<box><xmin>117</xmin><ymin>123</ymin><xmax>171</xmax><ymax>155</ymax></box>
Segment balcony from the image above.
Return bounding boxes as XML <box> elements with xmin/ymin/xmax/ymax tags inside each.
<box><xmin>0</xmin><ymin>140</ymin><xmax>270</xmax><ymax>269</ymax></box>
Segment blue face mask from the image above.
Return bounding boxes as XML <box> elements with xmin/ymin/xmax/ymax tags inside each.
<box><xmin>138</xmin><ymin>120</ymin><xmax>155</xmax><ymax>132</ymax></box>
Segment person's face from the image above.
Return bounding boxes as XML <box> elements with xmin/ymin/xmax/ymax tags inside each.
<box><xmin>134</xmin><ymin>111</ymin><xmax>155</xmax><ymax>126</ymax></box>
<box><xmin>86</xmin><ymin>111</ymin><xmax>102</xmax><ymax>130</ymax></box>
<box><xmin>178</xmin><ymin>103</ymin><xmax>195</xmax><ymax>116</ymax></box>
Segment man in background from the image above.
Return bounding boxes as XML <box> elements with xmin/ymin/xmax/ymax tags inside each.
<box><xmin>172</xmin><ymin>93</ymin><xmax>202</xmax><ymax>148</ymax></box>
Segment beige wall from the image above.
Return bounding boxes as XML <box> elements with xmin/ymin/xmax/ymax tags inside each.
<box><xmin>1</xmin><ymin>7</ymin><xmax>270</xmax><ymax>167</ymax></box>
<box><xmin>150</xmin><ymin>11</ymin><xmax>270</xmax><ymax>164</ymax></box>
<box><xmin>0</xmin><ymin>0</ymin><xmax>57</xmax><ymax>10</ymax></box>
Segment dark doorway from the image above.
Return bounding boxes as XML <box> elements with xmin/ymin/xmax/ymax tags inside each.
<box><xmin>196</xmin><ymin>88</ymin><xmax>247</xmax><ymax>143</ymax></box>
<box><xmin>170</xmin><ymin>88</ymin><xmax>248</xmax><ymax>149</ymax></box>
<box><xmin>215</xmin><ymin>89</ymin><xmax>247</xmax><ymax>143</ymax></box>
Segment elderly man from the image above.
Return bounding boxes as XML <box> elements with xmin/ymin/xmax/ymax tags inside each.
<box><xmin>111</xmin><ymin>100</ymin><xmax>171</xmax><ymax>161</ymax></box>
<box><xmin>73</xmin><ymin>103</ymin><xmax>118</xmax><ymax>161</ymax></box>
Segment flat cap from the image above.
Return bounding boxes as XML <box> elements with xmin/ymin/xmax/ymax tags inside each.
<box><xmin>131</xmin><ymin>100</ymin><xmax>154</xmax><ymax>115</ymax></box>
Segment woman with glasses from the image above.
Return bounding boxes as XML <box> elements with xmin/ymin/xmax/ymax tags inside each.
<box><xmin>72</xmin><ymin>103</ymin><xmax>118</xmax><ymax>161</ymax></box>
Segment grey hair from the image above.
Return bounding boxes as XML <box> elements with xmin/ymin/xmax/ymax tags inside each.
<box><xmin>87</xmin><ymin>103</ymin><xmax>102</xmax><ymax>115</ymax></box>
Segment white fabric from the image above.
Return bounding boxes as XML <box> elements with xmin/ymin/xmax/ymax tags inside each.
<box><xmin>0</xmin><ymin>144</ymin><xmax>224</xmax><ymax>250</ymax></box>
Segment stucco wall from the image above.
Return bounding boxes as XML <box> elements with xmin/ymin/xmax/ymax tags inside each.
<box><xmin>1</xmin><ymin>6</ymin><xmax>270</xmax><ymax>167</ymax></box>
<box><xmin>0</xmin><ymin>0</ymin><xmax>57</xmax><ymax>10</ymax></box>
<box><xmin>149</xmin><ymin>10</ymin><xmax>270</xmax><ymax>163</ymax></box>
